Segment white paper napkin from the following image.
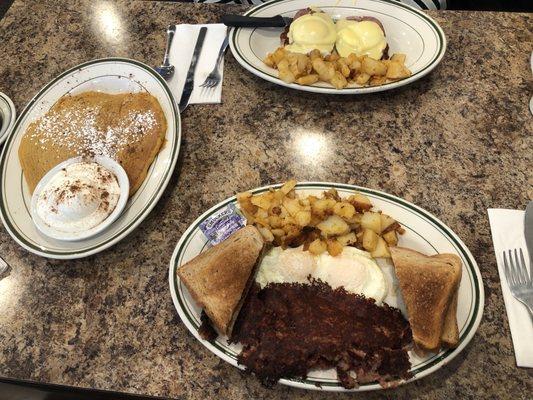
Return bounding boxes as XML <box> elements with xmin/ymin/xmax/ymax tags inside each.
<box><xmin>488</xmin><ymin>208</ymin><xmax>533</xmax><ymax>368</ymax></box>
<box><xmin>167</xmin><ymin>24</ymin><xmax>227</xmax><ymax>105</ymax></box>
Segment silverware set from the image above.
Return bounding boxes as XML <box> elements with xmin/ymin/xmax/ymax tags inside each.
<box><xmin>155</xmin><ymin>25</ymin><xmax>228</xmax><ymax>112</ymax></box>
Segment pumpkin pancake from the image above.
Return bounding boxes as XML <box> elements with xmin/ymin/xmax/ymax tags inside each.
<box><xmin>18</xmin><ymin>91</ymin><xmax>167</xmax><ymax>196</ymax></box>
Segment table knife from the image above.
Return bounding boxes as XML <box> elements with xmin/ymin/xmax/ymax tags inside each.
<box><xmin>222</xmin><ymin>14</ymin><xmax>292</xmax><ymax>28</ymax></box>
<box><xmin>525</xmin><ymin>200</ymin><xmax>533</xmax><ymax>260</ymax></box>
<box><xmin>178</xmin><ymin>27</ymin><xmax>208</xmax><ymax>113</ymax></box>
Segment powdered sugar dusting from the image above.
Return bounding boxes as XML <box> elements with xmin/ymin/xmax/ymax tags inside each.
<box><xmin>29</xmin><ymin>100</ymin><xmax>157</xmax><ymax>159</ymax></box>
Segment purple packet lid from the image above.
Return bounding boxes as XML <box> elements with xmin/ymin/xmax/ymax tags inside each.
<box><xmin>199</xmin><ymin>203</ymin><xmax>246</xmax><ymax>245</ymax></box>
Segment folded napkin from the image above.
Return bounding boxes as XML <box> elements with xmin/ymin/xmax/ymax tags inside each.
<box><xmin>488</xmin><ymin>208</ymin><xmax>533</xmax><ymax>368</ymax></box>
<box><xmin>167</xmin><ymin>24</ymin><xmax>227</xmax><ymax>105</ymax></box>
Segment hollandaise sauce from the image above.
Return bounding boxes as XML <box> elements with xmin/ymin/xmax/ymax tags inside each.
<box><xmin>335</xmin><ymin>19</ymin><xmax>387</xmax><ymax>59</ymax></box>
<box><xmin>286</xmin><ymin>13</ymin><xmax>337</xmax><ymax>55</ymax></box>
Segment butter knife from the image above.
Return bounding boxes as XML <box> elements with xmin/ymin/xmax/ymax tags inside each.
<box><xmin>222</xmin><ymin>14</ymin><xmax>292</xmax><ymax>28</ymax></box>
<box><xmin>179</xmin><ymin>27</ymin><xmax>208</xmax><ymax>113</ymax></box>
<box><xmin>525</xmin><ymin>200</ymin><xmax>533</xmax><ymax>260</ymax></box>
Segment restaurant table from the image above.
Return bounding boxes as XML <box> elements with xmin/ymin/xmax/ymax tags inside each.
<box><xmin>0</xmin><ymin>0</ymin><xmax>532</xmax><ymax>399</ymax></box>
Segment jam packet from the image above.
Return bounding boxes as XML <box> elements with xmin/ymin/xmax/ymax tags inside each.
<box><xmin>199</xmin><ymin>203</ymin><xmax>246</xmax><ymax>245</ymax></box>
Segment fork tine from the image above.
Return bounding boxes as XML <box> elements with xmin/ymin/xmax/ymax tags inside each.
<box><xmin>509</xmin><ymin>249</ymin><xmax>518</xmax><ymax>285</ymax></box>
<box><xmin>503</xmin><ymin>251</ymin><xmax>512</xmax><ymax>286</ymax></box>
<box><xmin>515</xmin><ymin>249</ymin><xmax>526</xmax><ymax>284</ymax></box>
<box><xmin>519</xmin><ymin>248</ymin><xmax>532</xmax><ymax>285</ymax></box>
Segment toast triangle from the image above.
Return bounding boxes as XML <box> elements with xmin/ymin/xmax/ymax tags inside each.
<box><xmin>390</xmin><ymin>247</ymin><xmax>462</xmax><ymax>352</ymax></box>
<box><xmin>178</xmin><ymin>225</ymin><xmax>265</xmax><ymax>336</ymax></box>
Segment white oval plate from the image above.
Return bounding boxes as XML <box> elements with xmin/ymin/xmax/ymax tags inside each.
<box><xmin>0</xmin><ymin>58</ymin><xmax>181</xmax><ymax>259</ymax></box>
<box><xmin>169</xmin><ymin>182</ymin><xmax>484</xmax><ymax>392</ymax></box>
<box><xmin>30</xmin><ymin>156</ymin><xmax>130</xmax><ymax>242</ymax></box>
<box><xmin>229</xmin><ymin>0</ymin><xmax>446</xmax><ymax>94</ymax></box>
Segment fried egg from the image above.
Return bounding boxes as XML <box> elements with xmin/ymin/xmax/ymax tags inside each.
<box><xmin>335</xmin><ymin>19</ymin><xmax>387</xmax><ymax>59</ymax></box>
<box><xmin>313</xmin><ymin>247</ymin><xmax>387</xmax><ymax>303</ymax></box>
<box><xmin>285</xmin><ymin>12</ymin><xmax>337</xmax><ymax>55</ymax></box>
<box><xmin>256</xmin><ymin>246</ymin><xmax>317</xmax><ymax>287</ymax></box>
<box><xmin>256</xmin><ymin>246</ymin><xmax>387</xmax><ymax>303</ymax></box>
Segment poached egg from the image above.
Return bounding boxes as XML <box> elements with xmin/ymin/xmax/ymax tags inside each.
<box><xmin>285</xmin><ymin>12</ymin><xmax>337</xmax><ymax>55</ymax></box>
<box><xmin>256</xmin><ymin>246</ymin><xmax>388</xmax><ymax>303</ymax></box>
<box><xmin>335</xmin><ymin>19</ymin><xmax>387</xmax><ymax>59</ymax></box>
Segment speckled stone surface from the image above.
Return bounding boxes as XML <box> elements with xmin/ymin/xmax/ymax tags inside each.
<box><xmin>0</xmin><ymin>1</ymin><xmax>532</xmax><ymax>399</ymax></box>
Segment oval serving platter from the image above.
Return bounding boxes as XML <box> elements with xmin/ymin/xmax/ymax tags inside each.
<box><xmin>0</xmin><ymin>58</ymin><xmax>181</xmax><ymax>259</ymax></box>
<box><xmin>169</xmin><ymin>182</ymin><xmax>484</xmax><ymax>392</ymax></box>
<box><xmin>229</xmin><ymin>0</ymin><xmax>446</xmax><ymax>94</ymax></box>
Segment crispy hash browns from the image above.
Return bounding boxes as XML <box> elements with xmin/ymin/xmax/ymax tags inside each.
<box><xmin>237</xmin><ymin>180</ymin><xmax>404</xmax><ymax>259</ymax></box>
<box><xmin>231</xmin><ymin>281</ymin><xmax>413</xmax><ymax>389</ymax></box>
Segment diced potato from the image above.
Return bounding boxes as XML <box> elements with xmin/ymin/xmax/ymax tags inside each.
<box><xmin>337</xmin><ymin>232</ymin><xmax>357</xmax><ymax>246</ymax></box>
<box><xmin>380</xmin><ymin>214</ymin><xmax>397</xmax><ymax>233</ymax></box>
<box><xmin>336</xmin><ymin>58</ymin><xmax>351</xmax><ymax>77</ymax></box>
<box><xmin>255</xmin><ymin>208</ymin><xmax>268</xmax><ymax>220</ymax></box>
<box><xmin>296</xmin><ymin>74</ymin><xmax>319</xmax><ymax>86</ymax></box>
<box><xmin>362</xmin><ymin>228</ymin><xmax>379</xmax><ymax>252</ymax></box>
<box><xmin>251</xmin><ymin>194</ymin><xmax>272</xmax><ymax>210</ymax></box>
<box><xmin>283</xmin><ymin>197</ymin><xmax>301</xmax><ymax>217</ymax></box>
<box><xmin>355</xmin><ymin>72</ymin><xmax>371</xmax><ymax>85</ymax></box>
<box><xmin>256</xmin><ymin>225</ymin><xmax>274</xmax><ymax>242</ymax></box>
<box><xmin>331</xmin><ymin>71</ymin><xmax>348</xmax><ymax>89</ymax></box>
<box><xmin>386</xmin><ymin>61</ymin><xmax>411</xmax><ymax>80</ymax></box>
<box><xmin>369</xmin><ymin>75</ymin><xmax>387</xmax><ymax>86</ymax></box>
<box><xmin>325</xmin><ymin>52</ymin><xmax>340</xmax><ymax>62</ymax></box>
<box><xmin>347</xmin><ymin>193</ymin><xmax>373</xmax><ymax>212</ymax></box>
<box><xmin>361</xmin><ymin>56</ymin><xmax>387</xmax><ymax>76</ymax></box>
<box><xmin>271</xmin><ymin>47</ymin><xmax>286</xmax><ymax>64</ymax></box>
<box><xmin>391</xmin><ymin>53</ymin><xmax>406</xmax><ymax>64</ymax></box>
<box><xmin>308</xmin><ymin>49</ymin><xmax>322</xmax><ymax>61</ymax></box>
<box><xmin>295</xmin><ymin>210</ymin><xmax>312</xmax><ymax>227</ymax></box>
<box><xmin>333</xmin><ymin>202</ymin><xmax>355</xmax><ymax>219</ymax></box>
<box><xmin>317</xmin><ymin>215</ymin><xmax>350</xmax><ymax>236</ymax></box>
<box><xmin>343</xmin><ymin>213</ymin><xmax>362</xmax><ymax>225</ymax></box>
<box><xmin>280</xmin><ymin>179</ymin><xmax>297</xmax><ymax>194</ymax></box>
<box><xmin>271</xmin><ymin>228</ymin><xmax>285</xmax><ymax>237</ymax></box>
<box><xmin>236</xmin><ymin>191</ymin><xmax>252</xmax><ymax>201</ymax></box>
<box><xmin>312</xmin><ymin>198</ymin><xmax>336</xmax><ymax>216</ymax></box>
<box><xmin>382</xmin><ymin>230</ymin><xmax>398</xmax><ymax>246</ymax></box>
<box><xmin>268</xmin><ymin>215</ymin><xmax>282</xmax><ymax>228</ymax></box>
<box><xmin>371</xmin><ymin>237</ymin><xmax>391</xmax><ymax>258</ymax></box>
<box><xmin>361</xmin><ymin>211</ymin><xmax>382</xmax><ymax>234</ymax></box>
<box><xmin>282</xmin><ymin>215</ymin><xmax>296</xmax><ymax>226</ymax></box>
<box><xmin>327</xmin><ymin>239</ymin><xmax>343</xmax><ymax>256</ymax></box>
<box><xmin>308</xmin><ymin>238</ymin><xmax>327</xmax><ymax>255</ymax></box>
<box><xmin>279</xmin><ymin>69</ymin><xmax>296</xmax><ymax>84</ymax></box>
<box><xmin>263</xmin><ymin>55</ymin><xmax>275</xmax><ymax>68</ymax></box>
<box><xmin>312</xmin><ymin>58</ymin><xmax>335</xmax><ymax>81</ymax></box>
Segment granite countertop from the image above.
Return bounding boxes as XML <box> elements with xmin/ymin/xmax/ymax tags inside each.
<box><xmin>0</xmin><ymin>0</ymin><xmax>532</xmax><ymax>399</ymax></box>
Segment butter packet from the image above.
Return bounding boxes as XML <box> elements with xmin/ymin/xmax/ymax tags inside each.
<box><xmin>199</xmin><ymin>203</ymin><xmax>246</xmax><ymax>245</ymax></box>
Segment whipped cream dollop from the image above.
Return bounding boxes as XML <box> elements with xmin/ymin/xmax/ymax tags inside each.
<box><xmin>35</xmin><ymin>162</ymin><xmax>121</xmax><ymax>234</ymax></box>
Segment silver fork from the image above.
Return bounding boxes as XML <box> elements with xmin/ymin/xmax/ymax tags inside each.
<box><xmin>199</xmin><ymin>35</ymin><xmax>229</xmax><ymax>89</ymax></box>
<box><xmin>503</xmin><ymin>248</ymin><xmax>533</xmax><ymax>318</ymax></box>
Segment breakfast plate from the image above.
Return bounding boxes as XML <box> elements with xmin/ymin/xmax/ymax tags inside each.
<box><xmin>0</xmin><ymin>58</ymin><xmax>181</xmax><ymax>259</ymax></box>
<box><xmin>229</xmin><ymin>0</ymin><xmax>446</xmax><ymax>94</ymax></box>
<box><xmin>169</xmin><ymin>182</ymin><xmax>484</xmax><ymax>391</ymax></box>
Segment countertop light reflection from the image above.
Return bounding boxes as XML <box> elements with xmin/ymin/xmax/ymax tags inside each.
<box><xmin>293</xmin><ymin>129</ymin><xmax>329</xmax><ymax>163</ymax></box>
<box><xmin>94</xmin><ymin>1</ymin><xmax>124</xmax><ymax>46</ymax></box>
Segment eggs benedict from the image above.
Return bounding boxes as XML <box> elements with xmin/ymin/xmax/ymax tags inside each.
<box><xmin>335</xmin><ymin>18</ymin><xmax>387</xmax><ymax>59</ymax></box>
<box><xmin>285</xmin><ymin>12</ymin><xmax>337</xmax><ymax>55</ymax></box>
